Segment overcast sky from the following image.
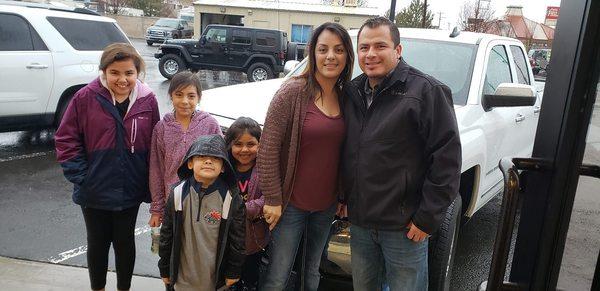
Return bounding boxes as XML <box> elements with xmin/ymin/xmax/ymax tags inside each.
<box><xmin>370</xmin><ymin>0</ymin><xmax>562</xmax><ymax>29</ymax></box>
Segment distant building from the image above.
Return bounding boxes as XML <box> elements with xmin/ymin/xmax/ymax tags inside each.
<box><xmin>486</xmin><ymin>6</ymin><xmax>554</xmax><ymax>49</ymax></box>
<box><xmin>192</xmin><ymin>0</ymin><xmax>379</xmax><ymax>42</ymax></box>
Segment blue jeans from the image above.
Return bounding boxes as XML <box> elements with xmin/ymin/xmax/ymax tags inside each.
<box><xmin>350</xmin><ymin>224</ymin><xmax>428</xmax><ymax>291</ymax></box>
<box><xmin>260</xmin><ymin>203</ymin><xmax>336</xmax><ymax>291</ymax></box>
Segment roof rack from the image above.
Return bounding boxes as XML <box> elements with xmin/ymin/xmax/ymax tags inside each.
<box><xmin>0</xmin><ymin>0</ymin><xmax>100</xmax><ymax>16</ymax></box>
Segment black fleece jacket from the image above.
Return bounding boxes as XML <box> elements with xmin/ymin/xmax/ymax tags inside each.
<box><xmin>341</xmin><ymin>59</ymin><xmax>462</xmax><ymax>234</ymax></box>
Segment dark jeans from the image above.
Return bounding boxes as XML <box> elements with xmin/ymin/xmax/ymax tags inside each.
<box><xmin>81</xmin><ymin>205</ymin><xmax>140</xmax><ymax>290</ymax></box>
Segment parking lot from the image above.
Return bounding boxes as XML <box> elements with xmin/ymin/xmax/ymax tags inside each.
<box><xmin>0</xmin><ymin>38</ymin><xmax>597</xmax><ymax>291</ymax></box>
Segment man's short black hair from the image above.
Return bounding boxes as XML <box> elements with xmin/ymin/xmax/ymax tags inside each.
<box><xmin>358</xmin><ymin>17</ymin><xmax>401</xmax><ymax>47</ymax></box>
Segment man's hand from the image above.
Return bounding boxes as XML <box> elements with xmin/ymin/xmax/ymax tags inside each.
<box><xmin>406</xmin><ymin>221</ymin><xmax>429</xmax><ymax>242</ymax></box>
<box><xmin>162</xmin><ymin>277</ymin><xmax>170</xmax><ymax>285</ymax></box>
<box><xmin>263</xmin><ymin>204</ymin><xmax>282</xmax><ymax>230</ymax></box>
<box><xmin>148</xmin><ymin>213</ymin><xmax>161</xmax><ymax>227</ymax></box>
<box><xmin>225</xmin><ymin>278</ymin><xmax>240</xmax><ymax>287</ymax></box>
<box><xmin>336</xmin><ymin>203</ymin><xmax>347</xmax><ymax>218</ymax></box>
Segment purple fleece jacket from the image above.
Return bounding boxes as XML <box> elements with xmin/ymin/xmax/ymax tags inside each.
<box><xmin>149</xmin><ymin>111</ymin><xmax>221</xmax><ymax>216</ymax></box>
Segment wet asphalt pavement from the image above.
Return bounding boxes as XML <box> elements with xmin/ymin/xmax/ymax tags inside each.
<box><xmin>0</xmin><ymin>39</ymin><xmax>597</xmax><ymax>291</ymax></box>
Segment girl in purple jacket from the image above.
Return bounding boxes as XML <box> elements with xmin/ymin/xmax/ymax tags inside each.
<box><xmin>225</xmin><ymin>117</ymin><xmax>269</xmax><ymax>290</ymax></box>
<box><xmin>148</xmin><ymin>71</ymin><xmax>221</xmax><ymax>227</ymax></box>
<box><xmin>55</xmin><ymin>43</ymin><xmax>160</xmax><ymax>291</ymax></box>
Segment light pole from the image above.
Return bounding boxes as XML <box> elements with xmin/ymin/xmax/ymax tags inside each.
<box><xmin>389</xmin><ymin>0</ymin><xmax>396</xmax><ymax>23</ymax></box>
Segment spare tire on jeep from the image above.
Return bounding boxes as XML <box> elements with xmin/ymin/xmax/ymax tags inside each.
<box><xmin>159</xmin><ymin>54</ymin><xmax>187</xmax><ymax>79</ymax></box>
<box><xmin>286</xmin><ymin>42</ymin><xmax>298</xmax><ymax>61</ymax></box>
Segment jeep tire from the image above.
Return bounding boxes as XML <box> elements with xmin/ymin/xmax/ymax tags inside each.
<box><xmin>146</xmin><ymin>40</ymin><xmax>153</xmax><ymax>46</ymax></box>
<box><xmin>247</xmin><ymin>62</ymin><xmax>274</xmax><ymax>82</ymax></box>
<box><xmin>159</xmin><ymin>54</ymin><xmax>186</xmax><ymax>79</ymax></box>
<box><xmin>286</xmin><ymin>42</ymin><xmax>298</xmax><ymax>61</ymax></box>
<box><xmin>428</xmin><ymin>195</ymin><xmax>462</xmax><ymax>291</ymax></box>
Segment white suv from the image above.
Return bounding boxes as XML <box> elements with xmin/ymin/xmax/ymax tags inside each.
<box><xmin>0</xmin><ymin>1</ymin><xmax>131</xmax><ymax>132</ymax></box>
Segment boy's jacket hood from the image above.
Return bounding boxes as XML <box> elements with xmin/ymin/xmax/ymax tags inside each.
<box><xmin>177</xmin><ymin>134</ymin><xmax>236</xmax><ymax>186</ymax></box>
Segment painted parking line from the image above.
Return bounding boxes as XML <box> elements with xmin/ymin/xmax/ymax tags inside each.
<box><xmin>47</xmin><ymin>225</ymin><xmax>151</xmax><ymax>264</ymax></box>
<box><xmin>0</xmin><ymin>151</ymin><xmax>53</xmax><ymax>163</ymax></box>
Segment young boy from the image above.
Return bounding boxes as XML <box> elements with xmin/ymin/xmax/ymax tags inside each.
<box><xmin>158</xmin><ymin>134</ymin><xmax>246</xmax><ymax>291</ymax></box>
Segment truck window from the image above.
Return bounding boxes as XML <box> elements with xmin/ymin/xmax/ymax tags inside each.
<box><xmin>47</xmin><ymin>17</ymin><xmax>128</xmax><ymax>51</ymax></box>
<box><xmin>0</xmin><ymin>14</ymin><xmax>46</xmax><ymax>51</ymax></box>
<box><xmin>510</xmin><ymin>45</ymin><xmax>531</xmax><ymax>85</ymax></box>
<box><xmin>206</xmin><ymin>28</ymin><xmax>227</xmax><ymax>43</ymax></box>
<box><xmin>484</xmin><ymin>45</ymin><xmax>513</xmax><ymax>95</ymax></box>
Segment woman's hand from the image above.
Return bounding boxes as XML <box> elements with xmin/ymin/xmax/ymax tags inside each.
<box><xmin>162</xmin><ymin>277</ymin><xmax>170</xmax><ymax>285</ymax></box>
<box><xmin>263</xmin><ymin>204</ymin><xmax>282</xmax><ymax>230</ymax></box>
<box><xmin>148</xmin><ymin>213</ymin><xmax>161</xmax><ymax>227</ymax></box>
<box><xmin>225</xmin><ymin>278</ymin><xmax>240</xmax><ymax>287</ymax></box>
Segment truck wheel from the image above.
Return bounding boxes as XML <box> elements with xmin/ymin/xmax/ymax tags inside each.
<box><xmin>247</xmin><ymin>62</ymin><xmax>273</xmax><ymax>82</ymax></box>
<box><xmin>159</xmin><ymin>54</ymin><xmax>186</xmax><ymax>79</ymax></box>
<box><xmin>428</xmin><ymin>195</ymin><xmax>462</xmax><ymax>291</ymax></box>
<box><xmin>146</xmin><ymin>40</ymin><xmax>153</xmax><ymax>46</ymax></box>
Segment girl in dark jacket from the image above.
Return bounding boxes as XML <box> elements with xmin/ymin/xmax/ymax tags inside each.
<box><xmin>225</xmin><ymin>117</ymin><xmax>269</xmax><ymax>290</ymax></box>
<box><xmin>55</xmin><ymin>43</ymin><xmax>160</xmax><ymax>291</ymax></box>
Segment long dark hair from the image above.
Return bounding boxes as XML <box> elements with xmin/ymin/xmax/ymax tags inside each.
<box><xmin>300</xmin><ymin>22</ymin><xmax>354</xmax><ymax>99</ymax></box>
<box><xmin>224</xmin><ymin>117</ymin><xmax>262</xmax><ymax>166</ymax></box>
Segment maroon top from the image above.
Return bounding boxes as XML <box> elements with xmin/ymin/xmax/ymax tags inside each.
<box><xmin>289</xmin><ymin>100</ymin><xmax>345</xmax><ymax>211</ymax></box>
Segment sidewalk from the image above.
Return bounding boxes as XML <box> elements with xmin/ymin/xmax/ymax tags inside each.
<box><xmin>0</xmin><ymin>256</ymin><xmax>164</xmax><ymax>291</ymax></box>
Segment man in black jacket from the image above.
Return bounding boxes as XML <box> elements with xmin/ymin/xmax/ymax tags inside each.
<box><xmin>341</xmin><ymin>17</ymin><xmax>461</xmax><ymax>290</ymax></box>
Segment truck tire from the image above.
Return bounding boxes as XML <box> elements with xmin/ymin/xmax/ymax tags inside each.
<box><xmin>428</xmin><ymin>195</ymin><xmax>462</xmax><ymax>291</ymax></box>
<box><xmin>247</xmin><ymin>62</ymin><xmax>274</xmax><ymax>82</ymax></box>
<box><xmin>286</xmin><ymin>42</ymin><xmax>298</xmax><ymax>61</ymax></box>
<box><xmin>159</xmin><ymin>54</ymin><xmax>186</xmax><ymax>80</ymax></box>
<box><xmin>146</xmin><ymin>40</ymin><xmax>153</xmax><ymax>46</ymax></box>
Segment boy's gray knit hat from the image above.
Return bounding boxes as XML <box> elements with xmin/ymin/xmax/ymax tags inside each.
<box><xmin>177</xmin><ymin>134</ymin><xmax>235</xmax><ymax>184</ymax></box>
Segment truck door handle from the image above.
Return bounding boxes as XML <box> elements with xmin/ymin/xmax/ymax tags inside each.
<box><xmin>534</xmin><ymin>106</ymin><xmax>541</xmax><ymax>113</ymax></box>
<box><xmin>26</xmin><ymin>63</ymin><xmax>48</xmax><ymax>69</ymax></box>
<box><xmin>515</xmin><ymin>114</ymin><xmax>525</xmax><ymax>123</ymax></box>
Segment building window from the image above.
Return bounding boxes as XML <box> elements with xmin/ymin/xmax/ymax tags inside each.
<box><xmin>291</xmin><ymin>24</ymin><xmax>312</xmax><ymax>43</ymax></box>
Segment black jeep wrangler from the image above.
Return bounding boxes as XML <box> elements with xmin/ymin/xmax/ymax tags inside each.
<box><xmin>155</xmin><ymin>24</ymin><xmax>296</xmax><ymax>82</ymax></box>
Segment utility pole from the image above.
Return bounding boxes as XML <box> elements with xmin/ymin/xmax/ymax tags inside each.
<box><xmin>421</xmin><ymin>0</ymin><xmax>428</xmax><ymax>28</ymax></box>
<box><xmin>438</xmin><ymin>12</ymin><xmax>444</xmax><ymax>29</ymax></box>
<box><xmin>389</xmin><ymin>0</ymin><xmax>397</xmax><ymax>23</ymax></box>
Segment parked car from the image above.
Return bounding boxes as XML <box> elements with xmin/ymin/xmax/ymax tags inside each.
<box><xmin>0</xmin><ymin>0</ymin><xmax>131</xmax><ymax>132</ymax></box>
<box><xmin>198</xmin><ymin>28</ymin><xmax>541</xmax><ymax>290</ymax></box>
<box><xmin>145</xmin><ymin>18</ymin><xmax>193</xmax><ymax>46</ymax></box>
<box><xmin>528</xmin><ymin>48</ymin><xmax>551</xmax><ymax>76</ymax></box>
<box><xmin>154</xmin><ymin>24</ymin><xmax>297</xmax><ymax>82</ymax></box>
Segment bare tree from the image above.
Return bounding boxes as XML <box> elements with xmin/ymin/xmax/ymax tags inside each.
<box><xmin>458</xmin><ymin>0</ymin><xmax>497</xmax><ymax>32</ymax></box>
<box><xmin>99</xmin><ymin>0</ymin><xmax>130</xmax><ymax>15</ymax></box>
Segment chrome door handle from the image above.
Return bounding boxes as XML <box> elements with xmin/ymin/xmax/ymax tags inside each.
<box><xmin>26</xmin><ymin>63</ymin><xmax>48</xmax><ymax>69</ymax></box>
<box><xmin>515</xmin><ymin>114</ymin><xmax>525</xmax><ymax>123</ymax></box>
<box><xmin>534</xmin><ymin>106</ymin><xmax>541</xmax><ymax>113</ymax></box>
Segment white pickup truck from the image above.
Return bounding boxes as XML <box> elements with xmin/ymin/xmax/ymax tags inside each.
<box><xmin>199</xmin><ymin>28</ymin><xmax>542</xmax><ymax>291</ymax></box>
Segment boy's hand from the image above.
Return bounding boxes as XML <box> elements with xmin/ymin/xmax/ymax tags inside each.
<box><xmin>225</xmin><ymin>278</ymin><xmax>239</xmax><ymax>287</ymax></box>
<box><xmin>148</xmin><ymin>214</ymin><xmax>161</xmax><ymax>227</ymax></box>
<box><xmin>263</xmin><ymin>204</ymin><xmax>282</xmax><ymax>230</ymax></box>
<box><xmin>162</xmin><ymin>277</ymin><xmax>170</xmax><ymax>285</ymax></box>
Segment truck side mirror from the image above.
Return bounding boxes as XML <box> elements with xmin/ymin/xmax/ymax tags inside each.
<box><xmin>177</xmin><ymin>25</ymin><xmax>183</xmax><ymax>30</ymax></box>
<box><xmin>482</xmin><ymin>83</ymin><xmax>537</xmax><ymax>111</ymax></box>
<box><xmin>200</xmin><ymin>36</ymin><xmax>207</xmax><ymax>45</ymax></box>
